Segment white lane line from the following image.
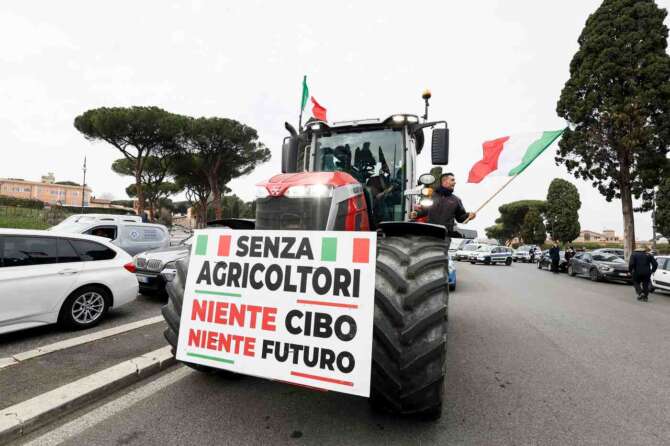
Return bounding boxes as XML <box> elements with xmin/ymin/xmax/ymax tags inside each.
<box><xmin>0</xmin><ymin>315</ymin><xmax>164</xmax><ymax>370</ymax></box>
<box><xmin>0</xmin><ymin>346</ymin><xmax>177</xmax><ymax>443</ymax></box>
<box><xmin>21</xmin><ymin>366</ymin><xmax>192</xmax><ymax>446</ymax></box>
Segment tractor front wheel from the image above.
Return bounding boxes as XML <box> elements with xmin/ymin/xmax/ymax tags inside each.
<box><xmin>371</xmin><ymin>235</ymin><xmax>448</xmax><ymax>419</ymax></box>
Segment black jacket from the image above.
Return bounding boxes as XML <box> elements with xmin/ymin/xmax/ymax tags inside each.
<box><xmin>549</xmin><ymin>246</ymin><xmax>560</xmax><ymax>261</ymax></box>
<box><xmin>424</xmin><ymin>190</ymin><xmax>468</xmax><ymax>231</ymax></box>
<box><xmin>628</xmin><ymin>251</ymin><xmax>658</xmax><ymax>276</ymax></box>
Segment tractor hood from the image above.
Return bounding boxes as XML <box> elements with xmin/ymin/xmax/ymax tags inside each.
<box><xmin>257</xmin><ymin>171</ymin><xmax>359</xmax><ymax>197</ymax></box>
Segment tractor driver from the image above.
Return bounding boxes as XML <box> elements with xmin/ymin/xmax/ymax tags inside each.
<box><xmin>411</xmin><ymin>173</ymin><xmax>476</xmax><ymax>232</ymax></box>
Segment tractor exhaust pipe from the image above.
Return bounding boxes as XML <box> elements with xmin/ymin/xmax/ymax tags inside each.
<box><xmin>285</xmin><ymin>121</ymin><xmax>298</xmax><ymax>137</ymax></box>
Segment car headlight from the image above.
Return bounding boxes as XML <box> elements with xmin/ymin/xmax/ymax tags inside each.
<box><xmin>598</xmin><ymin>265</ymin><xmax>612</xmax><ymax>272</ymax></box>
<box><xmin>255</xmin><ymin>186</ymin><xmax>270</xmax><ymax>198</ymax></box>
<box><xmin>285</xmin><ymin>184</ymin><xmax>333</xmax><ymax>198</ymax></box>
<box><xmin>163</xmin><ymin>261</ymin><xmax>177</xmax><ymax>270</ymax></box>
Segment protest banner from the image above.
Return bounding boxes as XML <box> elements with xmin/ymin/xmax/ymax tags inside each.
<box><xmin>176</xmin><ymin>229</ymin><xmax>377</xmax><ymax>396</ymax></box>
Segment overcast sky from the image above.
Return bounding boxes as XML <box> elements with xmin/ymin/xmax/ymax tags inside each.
<box><xmin>1</xmin><ymin>0</ymin><xmax>668</xmax><ymax>239</ymax></box>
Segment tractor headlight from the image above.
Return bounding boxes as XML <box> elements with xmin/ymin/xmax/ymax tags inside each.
<box><xmin>418</xmin><ymin>173</ymin><xmax>436</xmax><ymax>185</ymax></box>
<box><xmin>255</xmin><ymin>186</ymin><xmax>269</xmax><ymax>198</ymax></box>
<box><xmin>419</xmin><ymin>197</ymin><xmax>433</xmax><ymax>207</ymax></box>
<box><xmin>392</xmin><ymin>115</ymin><xmax>405</xmax><ymax>123</ymax></box>
<box><xmin>286</xmin><ymin>184</ymin><xmax>333</xmax><ymax>198</ymax></box>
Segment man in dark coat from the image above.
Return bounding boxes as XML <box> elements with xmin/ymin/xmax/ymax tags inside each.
<box><xmin>411</xmin><ymin>173</ymin><xmax>475</xmax><ymax>231</ymax></box>
<box><xmin>628</xmin><ymin>247</ymin><xmax>658</xmax><ymax>302</ymax></box>
<box><xmin>549</xmin><ymin>242</ymin><xmax>560</xmax><ymax>273</ymax></box>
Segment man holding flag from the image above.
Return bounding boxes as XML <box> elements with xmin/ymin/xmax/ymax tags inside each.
<box><xmin>411</xmin><ymin>173</ymin><xmax>476</xmax><ymax>232</ymax></box>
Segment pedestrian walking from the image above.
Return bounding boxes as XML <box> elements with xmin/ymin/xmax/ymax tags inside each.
<box><xmin>549</xmin><ymin>242</ymin><xmax>560</xmax><ymax>273</ymax></box>
<box><xmin>628</xmin><ymin>247</ymin><xmax>658</xmax><ymax>302</ymax></box>
<box><xmin>529</xmin><ymin>247</ymin><xmax>536</xmax><ymax>263</ymax></box>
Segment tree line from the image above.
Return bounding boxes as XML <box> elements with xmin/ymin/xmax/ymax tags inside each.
<box><xmin>485</xmin><ymin>178</ymin><xmax>582</xmax><ymax>246</ymax></box>
<box><xmin>73</xmin><ymin>107</ymin><xmax>270</xmax><ymax>227</ymax></box>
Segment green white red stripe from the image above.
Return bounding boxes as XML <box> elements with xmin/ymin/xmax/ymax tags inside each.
<box><xmin>467</xmin><ymin>130</ymin><xmax>564</xmax><ymax>183</ymax></box>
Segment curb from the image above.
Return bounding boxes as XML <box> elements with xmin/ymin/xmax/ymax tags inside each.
<box><xmin>0</xmin><ymin>346</ymin><xmax>175</xmax><ymax>445</ymax></box>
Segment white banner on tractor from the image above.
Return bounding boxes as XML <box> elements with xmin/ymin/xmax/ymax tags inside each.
<box><xmin>176</xmin><ymin>229</ymin><xmax>377</xmax><ymax>396</ymax></box>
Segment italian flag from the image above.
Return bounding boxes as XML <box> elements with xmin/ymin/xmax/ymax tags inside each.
<box><xmin>467</xmin><ymin>130</ymin><xmax>564</xmax><ymax>183</ymax></box>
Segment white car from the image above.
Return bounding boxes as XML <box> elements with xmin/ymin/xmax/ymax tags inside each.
<box><xmin>50</xmin><ymin>219</ymin><xmax>169</xmax><ymax>256</ymax></box>
<box><xmin>651</xmin><ymin>256</ymin><xmax>670</xmax><ymax>293</ymax></box>
<box><xmin>469</xmin><ymin>245</ymin><xmax>514</xmax><ymax>265</ymax></box>
<box><xmin>0</xmin><ymin>229</ymin><xmax>138</xmax><ymax>335</ymax></box>
<box><xmin>454</xmin><ymin>243</ymin><xmax>482</xmax><ymax>261</ymax></box>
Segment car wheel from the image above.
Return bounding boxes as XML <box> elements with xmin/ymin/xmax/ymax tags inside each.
<box><xmin>470</xmin><ymin>261</ymin><xmax>476</xmax><ymax>264</ymax></box>
<box><xmin>568</xmin><ymin>265</ymin><xmax>576</xmax><ymax>276</ymax></box>
<box><xmin>59</xmin><ymin>286</ymin><xmax>110</xmax><ymax>329</ymax></box>
<box><xmin>505</xmin><ymin>258</ymin><xmax>512</xmax><ymax>266</ymax></box>
<box><xmin>589</xmin><ymin>268</ymin><xmax>601</xmax><ymax>282</ymax></box>
<box><xmin>484</xmin><ymin>258</ymin><xmax>491</xmax><ymax>265</ymax></box>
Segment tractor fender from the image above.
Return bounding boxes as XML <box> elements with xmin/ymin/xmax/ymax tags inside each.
<box><xmin>206</xmin><ymin>218</ymin><xmax>255</xmax><ymax>229</ymax></box>
<box><xmin>377</xmin><ymin>221</ymin><xmax>446</xmax><ymax>239</ymax></box>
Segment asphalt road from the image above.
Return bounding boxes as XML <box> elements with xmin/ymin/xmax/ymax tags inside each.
<box><xmin>20</xmin><ymin>262</ymin><xmax>670</xmax><ymax>446</ymax></box>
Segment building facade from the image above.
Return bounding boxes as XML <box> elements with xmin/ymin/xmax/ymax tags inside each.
<box><xmin>0</xmin><ymin>175</ymin><xmax>92</xmax><ymax>207</ymax></box>
<box><xmin>575</xmin><ymin>229</ymin><xmax>622</xmax><ymax>243</ymax></box>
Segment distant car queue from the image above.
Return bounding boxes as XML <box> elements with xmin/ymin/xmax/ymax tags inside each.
<box><xmin>450</xmin><ymin>239</ymin><xmax>669</xmax><ymax>297</ymax></box>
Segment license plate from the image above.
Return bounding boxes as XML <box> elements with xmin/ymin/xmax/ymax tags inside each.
<box><xmin>137</xmin><ymin>275</ymin><xmax>150</xmax><ymax>283</ymax></box>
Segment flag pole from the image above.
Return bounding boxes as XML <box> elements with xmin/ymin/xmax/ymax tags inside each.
<box><xmin>463</xmin><ymin>173</ymin><xmax>520</xmax><ymax>223</ymax></box>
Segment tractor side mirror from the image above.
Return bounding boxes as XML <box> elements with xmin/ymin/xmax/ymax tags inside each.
<box><xmin>282</xmin><ymin>136</ymin><xmax>299</xmax><ymax>173</ymax></box>
<box><xmin>431</xmin><ymin>128</ymin><xmax>449</xmax><ymax>165</ymax></box>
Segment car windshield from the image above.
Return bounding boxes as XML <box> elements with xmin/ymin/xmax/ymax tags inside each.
<box><xmin>463</xmin><ymin>245</ymin><xmax>478</xmax><ymax>251</ymax></box>
<box><xmin>313</xmin><ymin>128</ymin><xmax>405</xmax><ymax>223</ymax></box>
<box><xmin>476</xmin><ymin>245</ymin><xmax>492</xmax><ymax>252</ymax></box>
<box><xmin>593</xmin><ymin>254</ymin><xmax>624</xmax><ymax>263</ymax></box>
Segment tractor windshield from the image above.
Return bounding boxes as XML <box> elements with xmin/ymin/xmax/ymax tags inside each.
<box><xmin>313</xmin><ymin>128</ymin><xmax>405</xmax><ymax>222</ymax></box>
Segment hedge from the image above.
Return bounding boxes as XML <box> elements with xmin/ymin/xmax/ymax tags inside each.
<box><xmin>0</xmin><ymin>195</ymin><xmax>44</xmax><ymax>209</ymax></box>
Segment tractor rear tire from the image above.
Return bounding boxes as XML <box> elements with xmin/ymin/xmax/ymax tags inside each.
<box><xmin>161</xmin><ymin>257</ymin><xmax>240</xmax><ymax>379</ymax></box>
<box><xmin>371</xmin><ymin>235</ymin><xmax>448</xmax><ymax>420</ymax></box>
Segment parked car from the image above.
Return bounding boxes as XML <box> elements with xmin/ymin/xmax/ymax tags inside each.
<box><xmin>454</xmin><ymin>243</ymin><xmax>482</xmax><ymax>261</ymax></box>
<box><xmin>448</xmin><ymin>253</ymin><xmax>456</xmax><ymax>291</ymax></box>
<box><xmin>651</xmin><ymin>255</ymin><xmax>670</xmax><ymax>293</ymax></box>
<box><xmin>591</xmin><ymin>248</ymin><xmax>625</xmax><ymax>259</ymax></box>
<box><xmin>0</xmin><ymin>229</ymin><xmax>138</xmax><ymax>335</ymax></box>
<box><xmin>51</xmin><ymin>219</ymin><xmax>169</xmax><ymax>256</ymax></box>
<box><xmin>513</xmin><ymin>245</ymin><xmax>542</xmax><ymax>263</ymax></box>
<box><xmin>51</xmin><ymin>214</ymin><xmax>143</xmax><ymax>230</ymax></box>
<box><xmin>469</xmin><ymin>245</ymin><xmax>513</xmax><ymax>265</ymax></box>
<box><xmin>567</xmin><ymin>251</ymin><xmax>632</xmax><ymax>283</ymax></box>
<box><xmin>537</xmin><ymin>251</ymin><xmax>568</xmax><ymax>272</ymax></box>
<box><xmin>134</xmin><ymin>235</ymin><xmax>193</xmax><ymax>296</ymax></box>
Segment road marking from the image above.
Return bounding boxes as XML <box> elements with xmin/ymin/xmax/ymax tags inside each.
<box><xmin>0</xmin><ymin>346</ymin><xmax>176</xmax><ymax>444</ymax></box>
<box><xmin>21</xmin><ymin>367</ymin><xmax>191</xmax><ymax>446</ymax></box>
<box><xmin>0</xmin><ymin>315</ymin><xmax>164</xmax><ymax>370</ymax></box>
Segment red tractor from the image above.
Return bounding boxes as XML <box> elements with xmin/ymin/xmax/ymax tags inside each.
<box><xmin>163</xmin><ymin>95</ymin><xmax>464</xmax><ymax>418</ymax></box>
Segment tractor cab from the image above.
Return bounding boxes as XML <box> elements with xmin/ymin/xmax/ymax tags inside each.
<box><xmin>255</xmin><ymin>114</ymin><xmax>449</xmax><ymax>232</ymax></box>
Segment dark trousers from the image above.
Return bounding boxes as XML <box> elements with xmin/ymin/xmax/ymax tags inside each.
<box><xmin>633</xmin><ymin>273</ymin><xmax>652</xmax><ymax>297</ymax></box>
<box><xmin>551</xmin><ymin>259</ymin><xmax>559</xmax><ymax>273</ymax></box>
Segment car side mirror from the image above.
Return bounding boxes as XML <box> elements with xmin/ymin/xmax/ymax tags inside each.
<box><xmin>282</xmin><ymin>136</ymin><xmax>299</xmax><ymax>173</ymax></box>
<box><xmin>431</xmin><ymin>128</ymin><xmax>449</xmax><ymax>165</ymax></box>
